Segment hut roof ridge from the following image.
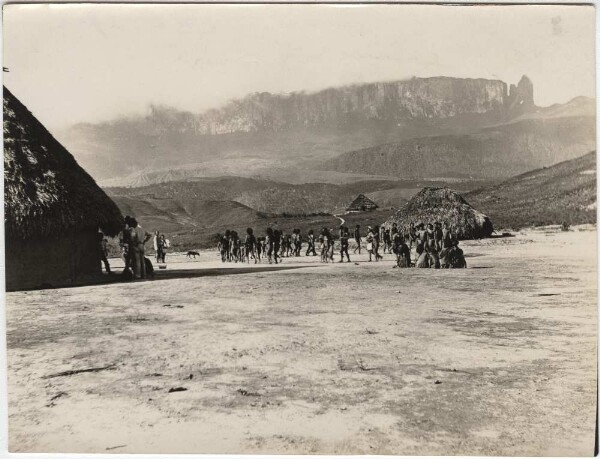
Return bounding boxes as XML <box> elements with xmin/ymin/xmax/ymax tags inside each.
<box><xmin>4</xmin><ymin>86</ymin><xmax>124</xmax><ymax>239</ymax></box>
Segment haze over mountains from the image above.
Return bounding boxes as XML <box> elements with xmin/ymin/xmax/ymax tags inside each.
<box><xmin>57</xmin><ymin>73</ymin><xmax>595</xmax><ymax>245</ymax></box>
<box><xmin>56</xmin><ymin>75</ymin><xmax>595</xmax><ymax>188</ymax></box>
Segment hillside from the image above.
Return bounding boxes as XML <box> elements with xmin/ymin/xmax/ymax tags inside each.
<box><xmin>320</xmin><ymin>116</ymin><xmax>595</xmax><ymax>179</ymax></box>
<box><xmin>106</xmin><ymin>175</ymin><xmax>488</xmax><ymax>216</ymax></box>
<box><xmin>106</xmin><ymin>176</ymin><xmax>490</xmax><ymax>249</ymax></box>
<box><xmin>56</xmin><ymin>75</ymin><xmax>540</xmax><ymax>183</ymax></box>
<box><xmin>466</xmin><ymin>151</ymin><xmax>597</xmax><ymax>230</ymax></box>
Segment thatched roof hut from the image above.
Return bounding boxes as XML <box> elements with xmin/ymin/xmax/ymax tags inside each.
<box><xmin>346</xmin><ymin>193</ymin><xmax>378</xmax><ymax>212</ymax></box>
<box><xmin>385</xmin><ymin>187</ymin><xmax>493</xmax><ymax>239</ymax></box>
<box><xmin>4</xmin><ymin>86</ymin><xmax>123</xmax><ymax>290</ymax></box>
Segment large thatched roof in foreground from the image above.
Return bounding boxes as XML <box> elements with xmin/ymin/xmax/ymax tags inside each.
<box><xmin>385</xmin><ymin>187</ymin><xmax>493</xmax><ymax>239</ymax></box>
<box><xmin>4</xmin><ymin>87</ymin><xmax>123</xmax><ymax>239</ymax></box>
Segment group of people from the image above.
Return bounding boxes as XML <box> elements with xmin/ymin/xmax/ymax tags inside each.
<box><xmin>117</xmin><ymin>216</ymin><xmax>153</xmax><ymax>279</ymax></box>
<box><xmin>215</xmin><ymin>220</ymin><xmax>466</xmax><ymax>269</ymax></box>
<box><xmin>98</xmin><ymin>215</ymin><xmax>171</xmax><ymax>279</ymax></box>
<box><xmin>99</xmin><ymin>216</ymin><xmax>466</xmax><ymax>278</ymax></box>
<box><xmin>216</xmin><ymin>228</ymin><xmax>307</xmax><ymax>264</ymax></box>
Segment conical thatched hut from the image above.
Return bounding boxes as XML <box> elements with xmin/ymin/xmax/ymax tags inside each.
<box><xmin>346</xmin><ymin>193</ymin><xmax>378</xmax><ymax>213</ymax></box>
<box><xmin>4</xmin><ymin>87</ymin><xmax>123</xmax><ymax>290</ymax></box>
<box><xmin>385</xmin><ymin>187</ymin><xmax>493</xmax><ymax>239</ymax></box>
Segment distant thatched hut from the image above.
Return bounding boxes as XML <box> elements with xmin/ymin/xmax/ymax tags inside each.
<box><xmin>4</xmin><ymin>87</ymin><xmax>123</xmax><ymax>290</ymax></box>
<box><xmin>385</xmin><ymin>187</ymin><xmax>493</xmax><ymax>239</ymax></box>
<box><xmin>346</xmin><ymin>193</ymin><xmax>378</xmax><ymax>213</ymax></box>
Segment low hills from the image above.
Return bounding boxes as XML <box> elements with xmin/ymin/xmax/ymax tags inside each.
<box><xmin>466</xmin><ymin>151</ymin><xmax>597</xmax><ymax>230</ymax></box>
<box><xmin>320</xmin><ymin>115</ymin><xmax>595</xmax><ymax>179</ymax></box>
<box><xmin>107</xmin><ymin>152</ymin><xmax>596</xmax><ymax>249</ymax></box>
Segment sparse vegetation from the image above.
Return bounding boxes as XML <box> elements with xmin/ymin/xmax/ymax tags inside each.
<box><xmin>467</xmin><ymin>152</ymin><xmax>596</xmax><ymax>231</ymax></box>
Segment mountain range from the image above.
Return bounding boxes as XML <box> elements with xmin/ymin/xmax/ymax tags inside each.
<box><xmin>53</xmin><ymin>75</ymin><xmax>595</xmax><ymax>188</ymax></box>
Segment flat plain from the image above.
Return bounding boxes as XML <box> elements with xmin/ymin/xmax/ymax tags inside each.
<box><xmin>6</xmin><ymin>226</ymin><xmax>597</xmax><ymax>455</ymax></box>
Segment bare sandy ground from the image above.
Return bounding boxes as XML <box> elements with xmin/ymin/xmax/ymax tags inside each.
<box><xmin>5</xmin><ymin>226</ymin><xmax>597</xmax><ymax>455</ymax></box>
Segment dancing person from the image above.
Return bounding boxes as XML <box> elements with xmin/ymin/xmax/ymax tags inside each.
<box><xmin>339</xmin><ymin>226</ymin><xmax>351</xmax><ymax>262</ymax></box>
<box><xmin>306</xmin><ymin>229</ymin><xmax>317</xmax><ymax>256</ymax></box>
<box><xmin>245</xmin><ymin>227</ymin><xmax>257</xmax><ymax>264</ymax></box>
<box><xmin>372</xmin><ymin>225</ymin><xmax>383</xmax><ymax>261</ymax></box>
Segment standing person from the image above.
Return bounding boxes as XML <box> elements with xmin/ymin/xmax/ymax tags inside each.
<box><xmin>416</xmin><ymin>223</ymin><xmax>427</xmax><ymax>259</ymax></box>
<box><xmin>407</xmin><ymin>222</ymin><xmax>417</xmax><ymax>253</ymax></box>
<box><xmin>306</xmin><ymin>229</ymin><xmax>317</xmax><ymax>256</ymax></box>
<box><xmin>294</xmin><ymin>229</ymin><xmax>303</xmax><ymax>256</ymax></box>
<box><xmin>383</xmin><ymin>227</ymin><xmax>392</xmax><ymax>254</ymax></box>
<box><xmin>228</xmin><ymin>231</ymin><xmax>238</xmax><ymax>262</ymax></box>
<box><xmin>255</xmin><ymin>236</ymin><xmax>263</xmax><ymax>263</ymax></box>
<box><xmin>339</xmin><ymin>226</ymin><xmax>351</xmax><ymax>262</ymax></box>
<box><xmin>372</xmin><ymin>225</ymin><xmax>383</xmax><ymax>261</ymax></box>
<box><xmin>154</xmin><ymin>231</ymin><xmax>166</xmax><ymax>264</ymax></box>
<box><xmin>245</xmin><ymin>228</ymin><xmax>257</xmax><ymax>264</ymax></box>
<box><xmin>353</xmin><ymin>224</ymin><xmax>362</xmax><ymax>254</ymax></box>
<box><xmin>159</xmin><ymin>234</ymin><xmax>167</xmax><ymax>263</ymax></box>
<box><xmin>442</xmin><ymin>222</ymin><xmax>453</xmax><ymax>249</ymax></box>
<box><xmin>328</xmin><ymin>227</ymin><xmax>336</xmax><ymax>262</ymax></box>
<box><xmin>273</xmin><ymin>229</ymin><xmax>281</xmax><ymax>264</ymax></box>
<box><xmin>218</xmin><ymin>232</ymin><xmax>229</xmax><ymax>263</ymax></box>
<box><xmin>226</xmin><ymin>230</ymin><xmax>234</xmax><ymax>262</ymax></box>
<box><xmin>291</xmin><ymin>232</ymin><xmax>300</xmax><ymax>257</ymax></box>
<box><xmin>366</xmin><ymin>226</ymin><xmax>375</xmax><ymax>262</ymax></box>
<box><xmin>129</xmin><ymin>217</ymin><xmax>152</xmax><ymax>279</ymax></box>
<box><xmin>98</xmin><ymin>232</ymin><xmax>111</xmax><ymax>274</ymax></box>
<box><xmin>119</xmin><ymin>216</ymin><xmax>133</xmax><ymax>278</ymax></box>
<box><xmin>434</xmin><ymin>222</ymin><xmax>444</xmax><ymax>252</ymax></box>
<box><xmin>425</xmin><ymin>223</ymin><xmax>440</xmax><ymax>269</ymax></box>
<box><xmin>391</xmin><ymin>226</ymin><xmax>401</xmax><ymax>265</ymax></box>
<box><xmin>265</xmin><ymin>228</ymin><xmax>275</xmax><ymax>264</ymax></box>
<box><xmin>320</xmin><ymin>228</ymin><xmax>330</xmax><ymax>263</ymax></box>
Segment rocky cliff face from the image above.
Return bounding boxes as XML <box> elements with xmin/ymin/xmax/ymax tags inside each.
<box><xmin>505</xmin><ymin>75</ymin><xmax>535</xmax><ymax>116</ymax></box>
<box><xmin>56</xmin><ymin>75</ymin><xmax>545</xmax><ymax>182</ymax></box>
<box><xmin>185</xmin><ymin>76</ymin><xmax>532</xmax><ymax>134</ymax></box>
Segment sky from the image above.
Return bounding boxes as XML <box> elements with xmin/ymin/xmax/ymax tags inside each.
<box><xmin>2</xmin><ymin>3</ymin><xmax>596</xmax><ymax>129</ymax></box>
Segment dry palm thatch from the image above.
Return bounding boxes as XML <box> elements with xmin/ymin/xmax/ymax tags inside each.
<box><xmin>4</xmin><ymin>86</ymin><xmax>123</xmax><ymax>240</ymax></box>
<box><xmin>386</xmin><ymin>187</ymin><xmax>493</xmax><ymax>239</ymax></box>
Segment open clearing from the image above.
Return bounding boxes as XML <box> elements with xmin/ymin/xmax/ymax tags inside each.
<box><xmin>5</xmin><ymin>227</ymin><xmax>597</xmax><ymax>455</ymax></box>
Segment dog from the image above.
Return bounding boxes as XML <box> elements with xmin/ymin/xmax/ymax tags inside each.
<box><xmin>186</xmin><ymin>251</ymin><xmax>200</xmax><ymax>259</ymax></box>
